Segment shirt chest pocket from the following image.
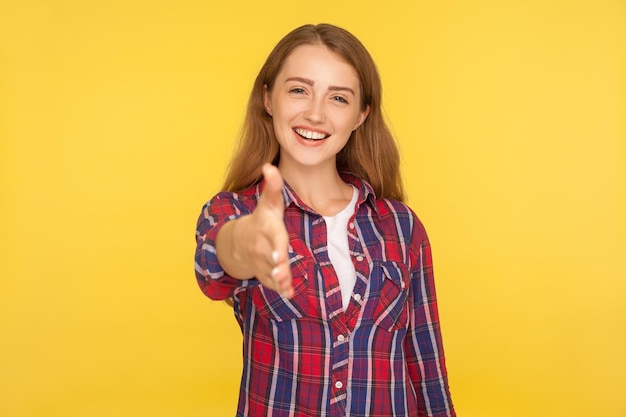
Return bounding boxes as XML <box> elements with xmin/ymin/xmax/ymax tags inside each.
<box><xmin>250</xmin><ymin>258</ymin><xmax>313</xmax><ymax>322</ymax></box>
<box><xmin>367</xmin><ymin>261</ymin><xmax>410</xmax><ymax>332</ymax></box>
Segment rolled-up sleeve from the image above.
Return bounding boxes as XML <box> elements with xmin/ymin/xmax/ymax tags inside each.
<box><xmin>194</xmin><ymin>192</ymin><xmax>258</xmax><ymax>300</ymax></box>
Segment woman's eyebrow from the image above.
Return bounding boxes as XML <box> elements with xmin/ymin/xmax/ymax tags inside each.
<box><xmin>285</xmin><ymin>77</ymin><xmax>355</xmax><ymax>95</ymax></box>
<box><xmin>328</xmin><ymin>86</ymin><xmax>355</xmax><ymax>95</ymax></box>
<box><xmin>285</xmin><ymin>76</ymin><xmax>314</xmax><ymax>86</ymax></box>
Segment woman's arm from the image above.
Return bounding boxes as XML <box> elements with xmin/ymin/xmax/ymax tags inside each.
<box><xmin>404</xmin><ymin>219</ymin><xmax>456</xmax><ymax>417</ymax></box>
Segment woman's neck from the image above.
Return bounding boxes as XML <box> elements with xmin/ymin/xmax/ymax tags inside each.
<box><xmin>278</xmin><ymin>162</ymin><xmax>353</xmax><ymax>216</ymax></box>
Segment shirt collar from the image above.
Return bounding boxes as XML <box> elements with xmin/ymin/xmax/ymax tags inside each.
<box><xmin>257</xmin><ymin>172</ymin><xmax>379</xmax><ymax>215</ymax></box>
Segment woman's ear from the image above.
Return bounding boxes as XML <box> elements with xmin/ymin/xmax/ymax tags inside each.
<box><xmin>353</xmin><ymin>105</ymin><xmax>370</xmax><ymax>130</ymax></box>
<box><xmin>263</xmin><ymin>85</ymin><xmax>272</xmax><ymax>116</ymax></box>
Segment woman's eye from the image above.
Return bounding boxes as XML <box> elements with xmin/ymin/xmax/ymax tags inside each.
<box><xmin>289</xmin><ymin>88</ymin><xmax>305</xmax><ymax>94</ymax></box>
<box><xmin>332</xmin><ymin>96</ymin><xmax>349</xmax><ymax>104</ymax></box>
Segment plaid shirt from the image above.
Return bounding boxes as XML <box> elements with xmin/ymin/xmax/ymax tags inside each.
<box><xmin>195</xmin><ymin>174</ymin><xmax>455</xmax><ymax>417</ymax></box>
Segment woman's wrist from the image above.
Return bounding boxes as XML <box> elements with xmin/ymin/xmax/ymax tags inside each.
<box><xmin>216</xmin><ymin>215</ymin><xmax>255</xmax><ymax>280</ymax></box>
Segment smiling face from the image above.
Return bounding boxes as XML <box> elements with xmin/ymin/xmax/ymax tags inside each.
<box><xmin>264</xmin><ymin>43</ymin><xmax>370</xmax><ymax>176</ymax></box>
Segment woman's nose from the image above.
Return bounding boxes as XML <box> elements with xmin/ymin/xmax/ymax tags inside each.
<box><xmin>303</xmin><ymin>98</ymin><xmax>326</xmax><ymax>124</ymax></box>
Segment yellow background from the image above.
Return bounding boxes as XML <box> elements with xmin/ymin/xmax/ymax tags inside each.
<box><xmin>1</xmin><ymin>1</ymin><xmax>624</xmax><ymax>416</ymax></box>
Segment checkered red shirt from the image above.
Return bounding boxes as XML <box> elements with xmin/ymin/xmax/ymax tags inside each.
<box><xmin>195</xmin><ymin>173</ymin><xmax>455</xmax><ymax>417</ymax></box>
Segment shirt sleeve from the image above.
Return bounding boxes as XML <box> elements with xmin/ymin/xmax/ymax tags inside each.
<box><xmin>194</xmin><ymin>192</ymin><xmax>260</xmax><ymax>300</ymax></box>
<box><xmin>404</xmin><ymin>218</ymin><xmax>456</xmax><ymax>417</ymax></box>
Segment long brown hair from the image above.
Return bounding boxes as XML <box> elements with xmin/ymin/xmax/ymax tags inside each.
<box><xmin>222</xmin><ymin>23</ymin><xmax>405</xmax><ymax>202</ymax></box>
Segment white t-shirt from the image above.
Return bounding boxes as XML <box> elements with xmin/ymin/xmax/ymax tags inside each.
<box><xmin>322</xmin><ymin>186</ymin><xmax>359</xmax><ymax>311</ymax></box>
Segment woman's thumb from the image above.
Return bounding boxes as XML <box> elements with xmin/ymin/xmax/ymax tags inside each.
<box><xmin>260</xmin><ymin>163</ymin><xmax>284</xmax><ymax>209</ymax></box>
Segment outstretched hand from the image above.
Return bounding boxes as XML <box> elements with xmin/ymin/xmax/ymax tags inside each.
<box><xmin>221</xmin><ymin>164</ymin><xmax>293</xmax><ymax>298</ymax></box>
<box><xmin>252</xmin><ymin>164</ymin><xmax>293</xmax><ymax>297</ymax></box>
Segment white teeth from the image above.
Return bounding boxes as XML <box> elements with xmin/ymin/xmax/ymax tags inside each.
<box><xmin>295</xmin><ymin>128</ymin><xmax>328</xmax><ymax>140</ymax></box>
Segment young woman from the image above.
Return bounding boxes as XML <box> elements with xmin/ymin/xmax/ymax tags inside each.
<box><xmin>195</xmin><ymin>23</ymin><xmax>456</xmax><ymax>417</ymax></box>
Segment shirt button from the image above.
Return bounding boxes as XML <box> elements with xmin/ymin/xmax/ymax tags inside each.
<box><xmin>349</xmin><ymin>222</ymin><xmax>355</xmax><ymax>230</ymax></box>
<box><xmin>401</xmin><ymin>281</ymin><xmax>406</xmax><ymax>289</ymax></box>
<box><xmin>353</xmin><ymin>294</ymin><xmax>362</xmax><ymax>302</ymax></box>
<box><xmin>335</xmin><ymin>381</ymin><xmax>343</xmax><ymax>389</ymax></box>
<box><xmin>337</xmin><ymin>334</ymin><xmax>345</xmax><ymax>342</ymax></box>
<box><xmin>356</xmin><ymin>255</ymin><xmax>364</xmax><ymax>262</ymax></box>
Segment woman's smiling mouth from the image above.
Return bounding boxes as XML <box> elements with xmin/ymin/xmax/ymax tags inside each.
<box><xmin>294</xmin><ymin>128</ymin><xmax>329</xmax><ymax>141</ymax></box>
